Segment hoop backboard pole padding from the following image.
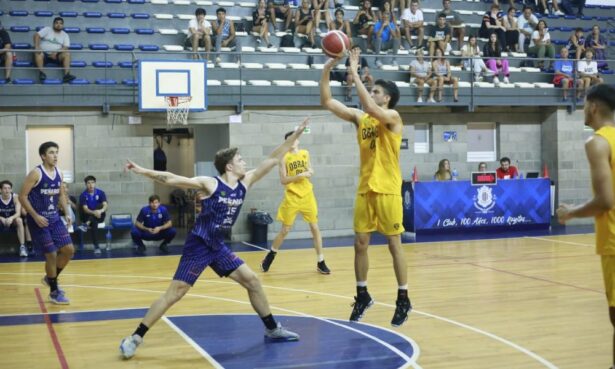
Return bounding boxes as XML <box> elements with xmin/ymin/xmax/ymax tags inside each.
<box><xmin>139</xmin><ymin>60</ymin><xmax>207</xmax><ymax>112</ymax></box>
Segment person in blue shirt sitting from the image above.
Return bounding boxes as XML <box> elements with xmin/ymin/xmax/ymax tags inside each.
<box><xmin>552</xmin><ymin>47</ymin><xmax>583</xmax><ymax>102</ymax></box>
<box><xmin>373</xmin><ymin>10</ymin><xmax>400</xmax><ymax>68</ymax></box>
<box><xmin>78</xmin><ymin>175</ymin><xmax>108</xmax><ymax>254</ymax></box>
<box><xmin>131</xmin><ymin>194</ymin><xmax>176</xmax><ymax>254</ymax></box>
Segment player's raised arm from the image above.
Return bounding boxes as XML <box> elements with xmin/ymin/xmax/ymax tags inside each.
<box><xmin>125</xmin><ymin>160</ymin><xmax>216</xmax><ymax>196</ymax></box>
<box><xmin>244</xmin><ymin>118</ymin><xmax>309</xmax><ymax>188</ymax></box>
<box><xmin>320</xmin><ymin>57</ymin><xmax>363</xmax><ymax>125</ymax></box>
<box><xmin>348</xmin><ymin>48</ymin><xmax>401</xmax><ymax>128</ymax></box>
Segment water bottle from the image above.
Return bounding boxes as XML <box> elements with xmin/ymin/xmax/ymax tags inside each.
<box><xmin>452</xmin><ymin>169</ymin><xmax>458</xmax><ymax>181</ymax></box>
<box><xmin>105</xmin><ymin>229</ymin><xmax>112</xmax><ymax>251</ymax></box>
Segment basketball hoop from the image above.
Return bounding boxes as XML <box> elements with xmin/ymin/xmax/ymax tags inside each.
<box><xmin>165</xmin><ymin>96</ymin><xmax>192</xmax><ymax>125</ymax></box>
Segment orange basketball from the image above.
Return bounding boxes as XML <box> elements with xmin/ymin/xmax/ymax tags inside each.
<box><xmin>321</xmin><ymin>30</ymin><xmax>351</xmax><ymax>58</ymax></box>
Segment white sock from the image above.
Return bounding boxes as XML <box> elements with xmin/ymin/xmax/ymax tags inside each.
<box><xmin>398</xmin><ymin>284</ymin><xmax>408</xmax><ymax>290</ymax></box>
<box><xmin>317</xmin><ymin>254</ymin><xmax>324</xmax><ymax>262</ymax></box>
<box><xmin>356</xmin><ymin>281</ymin><xmax>367</xmax><ymax>287</ymax></box>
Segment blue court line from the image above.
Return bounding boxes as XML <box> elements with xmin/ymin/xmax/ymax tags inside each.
<box><xmin>0</xmin><ymin>308</ymin><xmax>148</xmax><ymax>326</ymax></box>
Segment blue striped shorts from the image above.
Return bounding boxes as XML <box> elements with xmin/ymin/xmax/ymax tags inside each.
<box><xmin>27</xmin><ymin>216</ymin><xmax>72</xmax><ymax>254</ymax></box>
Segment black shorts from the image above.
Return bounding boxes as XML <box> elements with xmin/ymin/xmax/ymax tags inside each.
<box><xmin>274</xmin><ymin>8</ymin><xmax>286</xmax><ymax>19</ymax></box>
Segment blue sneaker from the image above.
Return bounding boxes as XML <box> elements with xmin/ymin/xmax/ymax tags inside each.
<box><xmin>41</xmin><ymin>276</ymin><xmax>64</xmax><ymax>294</ymax></box>
<box><xmin>49</xmin><ymin>290</ymin><xmax>70</xmax><ymax>305</ymax></box>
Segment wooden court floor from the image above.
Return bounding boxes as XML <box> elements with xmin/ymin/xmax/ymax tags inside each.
<box><xmin>0</xmin><ymin>233</ymin><xmax>610</xmax><ymax>369</ymax></box>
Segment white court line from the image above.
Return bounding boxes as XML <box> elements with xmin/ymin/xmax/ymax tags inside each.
<box><xmin>241</xmin><ymin>241</ymin><xmax>270</xmax><ymax>252</ymax></box>
<box><xmin>162</xmin><ymin>316</ymin><xmax>225</xmax><ymax>369</ymax></box>
<box><xmin>525</xmin><ymin>236</ymin><xmax>594</xmax><ymax>247</ymax></box>
<box><xmin>0</xmin><ymin>282</ymin><xmax>418</xmax><ymax>369</ymax></box>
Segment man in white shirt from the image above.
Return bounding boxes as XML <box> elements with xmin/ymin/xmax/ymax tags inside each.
<box><xmin>578</xmin><ymin>48</ymin><xmax>604</xmax><ymax>95</ymax></box>
<box><xmin>186</xmin><ymin>8</ymin><xmax>212</xmax><ymax>59</ymax></box>
<box><xmin>34</xmin><ymin>17</ymin><xmax>75</xmax><ymax>83</ymax></box>
<box><xmin>516</xmin><ymin>6</ymin><xmax>538</xmax><ymax>52</ymax></box>
<box><xmin>401</xmin><ymin>0</ymin><xmax>424</xmax><ymax>49</ymax></box>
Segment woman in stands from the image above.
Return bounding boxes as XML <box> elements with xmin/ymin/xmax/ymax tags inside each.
<box><xmin>295</xmin><ymin>0</ymin><xmax>316</xmax><ymax>48</ymax></box>
<box><xmin>565</xmin><ymin>27</ymin><xmax>585</xmax><ymax>60</ymax></box>
<box><xmin>461</xmin><ymin>35</ymin><xmax>492</xmax><ymax>81</ymax></box>
<box><xmin>252</xmin><ymin>0</ymin><xmax>273</xmax><ymax>48</ymax></box>
<box><xmin>577</xmin><ymin>48</ymin><xmax>604</xmax><ymax>97</ymax></box>
<box><xmin>434</xmin><ymin>159</ymin><xmax>452</xmax><ymax>181</ymax></box>
<box><xmin>311</xmin><ymin>0</ymin><xmax>331</xmax><ymax>36</ymax></box>
<box><xmin>409</xmin><ymin>48</ymin><xmax>435</xmax><ymax>103</ymax></box>
<box><xmin>353</xmin><ymin>0</ymin><xmax>375</xmax><ymax>51</ymax></box>
<box><xmin>502</xmin><ymin>7</ymin><xmax>519</xmax><ymax>52</ymax></box>
<box><xmin>528</xmin><ymin>20</ymin><xmax>555</xmax><ymax>70</ymax></box>
<box><xmin>479</xmin><ymin>3</ymin><xmax>506</xmax><ymax>49</ymax></box>
<box><xmin>585</xmin><ymin>25</ymin><xmax>608</xmax><ymax>70</ymax></box>
<box><xmin>484</xmin><ymin>32</ymin><xmax>510</xmax><ymax>86</ymax></box>
<box><xmin>328</xmin><ymin>8</ymin><xmax>352</xmax><ymax>36</ymax></box>
<box><xmin>432</xmin><ymin>47</ymin><xmax>459</xmax><ymax>102</ymax></box>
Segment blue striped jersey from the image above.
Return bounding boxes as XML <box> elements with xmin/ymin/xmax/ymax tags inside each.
<box><xmin>27</xmin><ymin>165</ymin><xmax>62</xmax><ymax>221</ymax></box>
<box><xmin>0</xmin><ymin>194</ymin><xmax>16</xmax><ymax>218</ymax></box>
<box><xmin>190</xmin><ymin>177</ymin><xmax>246</xmax><ymax>250</ymax></box>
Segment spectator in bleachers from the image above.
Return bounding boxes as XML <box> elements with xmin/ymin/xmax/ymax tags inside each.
<box><xmin>428</xmin><ymin>14</ymin><xmax>451</xmax><ymax>57</ymax></box>
<box><xmin>528</xmin><ymin>20</ymin><xmax>555</xmax><ymax>70</ymax></box>
<box><xmin>0</xmin><ymin>180</ymin><xmax>27</xmax><ymax>257</ymax></box>
<box><xmin>253</xmin><ymin>0</ymin><xmax>273</xmax><ymax>47</ymax></box>
<box><xmin>353</xmin><ymin>0</ymin><xmax>375</xmax><ymax>51</ymax></box>
<box><xmin>437</xmin><ymin>0</ymin><xmax>465</xmax><ymax>51</ymax></box>
<box><xmin>186</xmin><ymin>8</ymin><xmax>212</xmax><ymax>59</ymax></box>
<box><xmin>295</xmin><ymin>0</ymin><xmax>316</xmax><ymax>48</ymax></box>
<box><xmin>131</xmin><ymin>194</ymin><xmax>176</xmax><ymax>254</ymax></box>
<box><xmin>578</xmin><ymin>48</ymin><xmax>604</xmax><ymax>97</ymax></box>
<box><xmin>553</xmin><ymin>47</ymin><xmax>583</xmax><ymax>101</ymax></box>
<box><xmin>484</xmin><ymin>32</ymin><xmax>510</xmax><ymax>85</ymax></box>
<box><xmin>585</xmin><ymin>25</ymin><xmax>608</xmax><ymax>70</ymax></box>
<box><xmin>479</xmin><ymin>3</ymin><xmax>506</xmax><ymax>50</ymax></box>
<box><xmin>33</xmin><ymin>17</ymin><xmax>76</xmax><ymax>83</ymax></box>
<box><xmin>0</xmin><ymin>21</ymin><xmax>13</xmax><ymax>83</ymax></box>
<box><xmin>560</xmin><ymin>0</ymin><xmax>585</xmax><ymax>16</ymax></box>
<box><xmin>434</xmin><ymin>159</ymin><xmax>452</xmax><ymax>181</ymax></box>
<box><xmin>401</xmin><ymin>0</ymin><xmax>424</xmax><ymax>50</ymax></box>
<box><xmin>565</xmin><ymin>27</ymin><xmax>585</xmax><ymax>60</ymax></box>
<box><xmin>496</xmin><ymin>157</ymin><xmax>519</xmax><ymax>179</ymax></box>
<box><xmin>478</xmin><ymin>162</ymin><xmax>487</xmax><ymax>172</ymax></box>
<box><xmin>78</xmin><ymin>175</ymin><xmax>108</xmax><ymax>254</ymax></box>
<box><xmin>328</xmin><ymin>8</ymin><xmax>352</xmax><ymax>36</ymax></box>
<box><xmin>537</xmin><ymin>0</ymin><xmax>565</xmax><ymax>15</ymax></box>
<box><xmin>409</xmin><ymin>49</ymin><xmax>435</xmax><ymax>103</ymax></box>
<box><xmin>373</xmin><ymin>10</ymin><xmax>401</xmax><ymax>68</ymax></box>
<box><xmin>461</xmin><ymin>35</ymin><xmax>493</xmax><ymax>81</ymax></box>
<box><xmin>268</xmin><ymin>0</ymin><xmax>294</xmax><ymax>32</ymax></box>
<box><xmin>517</xmin><ymin>6</ymin><xmax>538</xmax><ymax>53</ymax></box>
<box><xmin>503</xmin><ymin>7</ymin><xmax>519</xmax><ymax>52</ymax></box>
<box><xmin>344</xmin><ymin>45</ymin><xmax>373</xmax><ymax>101</ymax></box>
<box><xmin>211</xmin><ymin>8</ymin><xmax>240</xmax><ymax>64</ymax></box>
<box><xmin>312</xmin><ymin>0</ymin><xmax>332</xmax><ymax>35</ymax></box>
<box><xmin>432</xmin><ymin>47</ymin><xmax>459</xmax><ymax>102</ymax></box>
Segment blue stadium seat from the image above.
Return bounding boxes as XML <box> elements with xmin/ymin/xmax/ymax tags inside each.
<box><xmin>0</xmin><ymin>11</ymin><xmax>3</xmax><ymax>16</ymax></box>
<box><xmin>135</xmin><ymin>28</ymin><xmax>155</xmax><ymax>35</ymax></box>
<box><xmin>84</xmin><ymin>12</ymin><xmax>103</xmax><ymax>18</ymax></box>
<box><xmin>34</xmin><ymin>0</ymin><xmax>51</xmax><ymax>1</ymax></box>
<box><xmin>139</xmin><ymin>44</ymin><xmax>159</xmax><ymax>51</ymax></box>
<box><xmin>602</xmin><ymin>70</ymin><xmax>614</xmax><ymax>75</ymax></box>
<box><xmin>596</xmin><ymin>16</ymin><xmax>610</xmax><ymax>21</ymax></box>
<box><xmin>64</xmin><ymin>27</ymin><xmax>81</xmax><ymax>33</ymax></box>
<box><xmin>14</xmin><ymin>79</ymin><xmax>35</xmax><ymax>85</ymax></box>
<box><xmin>89</xmin><ymin>43</ymin><xmax>110</xmax><ymax>50</ymax></box>
<box><xmin>564</xmin><ymin>15</ymin><xmax>576</xmax><ymax>20</ymax></box>
<box><xmin>95</xmin><ymin>79</ymin><xmax>117</xmax><ymax>85</ymax></box>
<box><xmin>580</xmin><ymin>15</ymin><xmax>594</xmax><ymax>20</ymax></box>
<box><xmin>105</xmin><ymin>0</ymin><xmax>123</xmax><ymax>3</ymax></box>
<box><xmin>128</xmin><ymin>0</ymin><xmax>146</xmax><ymax>3</ymax></box>
<box><xmin>583</xmin><ymin>27</ymin><xmax>592</xmax><ymax>32</ymax></box>
<box><xmin>114</xmin><ymin>44</ymin><xmax>135</xmax><ymax>51</ymax></box>
<box><xmin>552</xmin><ymin>40</ymin><xmax>567</xmax><ymax>45</ymax></box>
<box><xmin>10</xmin><ymin>26</ymin><xmax>31</xmax><ymax>32</ymax></box>
<box><xmin>71</xmin><ymin>61</ymin><xmax>87</xmax><ymax>67</ymax></box>
<box><xmin>118</xmin><ymin>61</ymin><xmax>134</xmax><ymax>68</ymax></box>
<box><xmin>122</xmin><ymin>79</ymin><xmax>138</xmax><ymax>86</ymax></box>
<box><xmin>610</xmin><ymin>29</ymin><xmax>615</xmax><ymax>34</ymax></box>
<box><xmin>69</xmin><ymin>43</ymin><xmax>84</xmax><ymax>50</ymax></box>
<box><xmin>131</xmin><ymin>13</ymin><xmax>150</xmax><ymax>19</ymax></box>
<box><xmin>93</xmin><ymin>61</ymin><xmax>113</xmax><ymax>68</ymax></box>
<box><xmin>59</xmin><ymin>11</ymin><xmax>78</xmax><ymax>17</ymax></box>
<box><xmin>44</xmin><ymin>62</ymin><xmax>60</xmax><ymax>67</ymax></box>
<box><xmin>87</xmin><ymin>28</ymin><xmax>106</xmax><ymax>34</ymax></box>
<box><xmin>12</xmin><ymin>43</ymin><xmax>32</xmax><ymax>49</ymax></box>
<box><xmin>14</xmin><ymin>60</ymin><xmax>33</xmax><ymax>67</ymax></box>
<box><xmin>108</xmin><ymin>12</ymin><xmax>126</xmax><ymax>18</ymax></box>
<box><xmin>9</xmin><ymin>11</ymin><xmax>29</xmax><ymax>16</ymax></box>
<box><xmin>560</xmin><ymin>26</ymin><xmax>573</xmax><ymax>32</ymax></box>
<box><xmin>547</xmin><ymin>14</ymin><xmax>559</xmax><ymax>19</ymax></box>
<box><xmin>35</xmin><ymin>11</ymin><xmax>53</xmax><ymax>17</ymax></box>
<box><xmin>69</xmin><ymin>78</ymin><xmax>90</xmax><ymax>85</ymax></box>
<box><xmin>43</xmin><ymin>79</ymin><xmax>63</xmax><ymax>85</ymax></box>
<box><xmin>82</xmin><ymin>0</ymin><xmax>100</xmax><ymax>2</ymax></box>
<box><xmin>111</xmin><ymin>28</ymin><xmax>130</xmax><ymax>34</ymax></box>
<box><xmin>58</xmin><ymin>0</ymin><xmax>76</xmax><ymax>2</ymax></box>
<box><xmin>610</xmin><ymin>41</ymin><xmax>615</xmax><ymax>47</ymax></box>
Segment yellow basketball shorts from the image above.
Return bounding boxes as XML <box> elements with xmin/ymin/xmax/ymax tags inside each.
<box><xmin>602</xmin><ymin>255</ymin><xmax>615</xmax><ymax>307</ymax></box>
<box><xmin>276</xmin><ymin>191</ymin><xmax>318</xmax><ymax>226</ymax></box>
<box><xmin>354</xmin><ymin>191</ymin><xmax>404</xmax><ymax>235</ymax></box>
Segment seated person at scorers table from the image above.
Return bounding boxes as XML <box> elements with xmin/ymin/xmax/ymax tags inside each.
<box><xmin>496</xmin><ymin>157</ymin><xmax>519</xmax><ymax>179</ymax></box>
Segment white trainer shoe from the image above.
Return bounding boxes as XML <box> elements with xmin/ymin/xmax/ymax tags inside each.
<box><xmin>119</xmin><ymin>334</ymin><xmax>143</xmax><ymax>359</ymax></box>
<box><xmin>264</xmin><ymin>322</ymin><xmax>300</xmax><ymax>342</ymax></box>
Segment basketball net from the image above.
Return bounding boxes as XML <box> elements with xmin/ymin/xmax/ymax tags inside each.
<box><xmin>165</xmin><ymin>96</ymin><xmax>192</xmax><ymax>125</ymax></box>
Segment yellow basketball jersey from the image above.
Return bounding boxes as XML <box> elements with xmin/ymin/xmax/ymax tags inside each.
<box><xmin>594</xmin><ymin>126</ymin><xmax>615</xmax><ymax>255</ymax></box>
<box><xmin>356</xmin><ymin>113</ymin><xmax>402</xmax><ymax>194</ymax></box>
<box><xmin>283</xmin><ymin>149</ymin><xmax>313</xmax><ymax>197</ymax></box>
